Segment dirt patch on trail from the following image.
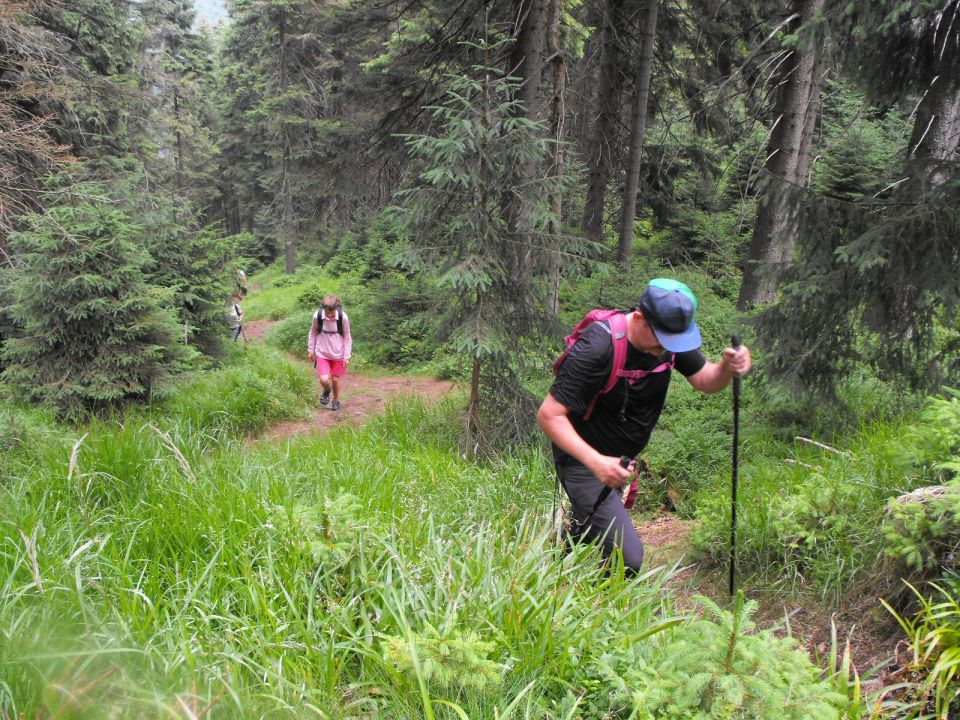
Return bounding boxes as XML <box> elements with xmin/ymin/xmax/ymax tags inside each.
<box><xmin>263</xmin><ymin>372</ymin><xmax>455</xmax><ymax>441</ymax></box>
<box><xmin>242</xmin><ymin>318</ymin><xmax>456</xmax><ymax>442</ymax></box>
<box><xmin>239</xmin><ymin>318</ymin><xmax>272</xmax><ymax>343</ymax></box>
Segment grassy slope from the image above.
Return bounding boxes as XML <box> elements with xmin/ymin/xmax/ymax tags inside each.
<box><xmin>0</xmin><ymin>344</ymin><xmax>848</xmax><ymax>718</ymax></box>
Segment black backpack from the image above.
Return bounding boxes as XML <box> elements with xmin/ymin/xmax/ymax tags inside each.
<box><xmin>317</xmin><ymin>306</ymin><xmax>344</xmax><ymax>336</ymax></box>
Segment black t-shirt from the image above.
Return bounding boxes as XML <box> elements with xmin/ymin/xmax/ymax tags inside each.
<box><xmin>548</xmin><ymin>317</ymin><xmax>706</xmax><ymax>465</ymax></box>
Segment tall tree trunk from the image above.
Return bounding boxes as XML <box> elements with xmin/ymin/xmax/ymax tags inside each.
<box><xmin>545</xmin><ymin>0</ymin><xmax>566</xmax><ymax>313</ymax></box>
<box><xmin>737</xmin><ymin>0</ymin><xmax>824</xmax><ymax>310</ymax></box>
<box><xmin>504</xmin><ymin>0</ymin><xmax>546</xmax><ymax>279</ymax></box>
<box><xmin>509</xmin><ymin>0</ymin><xmax>546</xmax><ymax>121</ymax></box>
<box><xmin>581</xmin><ymin>0</ymin><xmax>623</xmax><ymax>245</ymax></box>
<box><xmin>278</xmin><ymin>15</ymin><xmax>297</xmax><ymax>274</ymax></box>
<box><xmin>173</xmin><ymin>89</ymin><xmax>185</xmax><ymax>192</ymax></box>
<box><xmin>908</xmin><ymin>64</ymin><xmax>960</xmax><ymax>188</ymax></box>
<box><xmin>616</xmin><ymin>0</ymin><xmax>659</xmax><ymax>272</ymax></box>
<box><xmin>466</xmin><ymin>353</ymin><xmax>481</xmax><ymax>454</ymax></box>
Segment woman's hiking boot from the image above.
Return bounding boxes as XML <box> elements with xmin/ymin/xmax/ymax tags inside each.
<box><xmin>320</xmin><ymin>389</ymin><xmax>330</xmax><ymax>406</ymax></box>
<box><xmin>331</xmin><ymin>399</ymin><xmax>341</xmax><ymax>411</ymax></box>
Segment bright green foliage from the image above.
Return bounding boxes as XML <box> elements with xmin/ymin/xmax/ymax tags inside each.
<box><xmin>591</xmin><ymin>594</ymin><xmax>844</xmax><ymax>719</ymax></box>
<box><xmin>691</xmin><ymin>412</ymin><xmax>927</xmax><ymax>602</ymax></box>
<box><xmin>884</xmin><ymin>390</ymin><xmax>960</xmax><ymax>574</ymax></box>
<box><xmin>271</xmin><ymin>493</ymin><xmax>370</xmax><ymax>568</ymax></box>
<box><xmin>1</xmin><ymin>196</ymin><xmax>188</xmax><ymax>416</ymax></box>
<box><xmin>160</xmin><ymin>344</ymin><xmax>314</xmax><ymax>435</ymax></box>
<box><xmin>382</xmin><ymin>626</ymin><xmax>502</xmax><ymax>697</ymax></box>
<box><xmin>883</xmin><ymin>581</ymin><xmax>960</xmax><ymax>719</ymax></box>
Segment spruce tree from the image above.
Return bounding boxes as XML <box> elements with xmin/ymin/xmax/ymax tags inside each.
<box><xmin>388</xmin><ymin>40</ymin><xmax>595</xmax><ymax>449</ymax></box>
<box><xmin>1</xmin><ymin>192</ymin><xmax>188</xmax><ymax>416</ymax></box>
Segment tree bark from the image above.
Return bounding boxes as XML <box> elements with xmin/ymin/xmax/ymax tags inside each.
<box><xmin>581</xmin><ymin>0</ymin><xmax>624</xmax><ymax>245</ymax></box>
<box><xmin>545</xmin><ymin>0</ymin><xmax>566</xmax><ymax>313</ymax></box>
<box><xmin>737</xmin><ymin>0</ymin><xmax>824</xmax><ymax>310</ymax></box>
<box><xmin>907</xmin><ymin>62</ymin><xmax>960</xmax><ymax>188</ymax></box>
<box><xmin>278</xmin><ymin>14</ymin><xmax>297</xmax><ymax>274</ymax></box>
<box><xmin>509</xmin><ymin>0</ymin><xmax>546</xmax><ymax>121</ymax></box>
<box><xmin>504</xmin><ymin>0</ymin><xmax>546</xmax><ymax>279</ymax></box>
<box><xmin>615</xmin><ymin>0</ymin><xmax>659</xmax><ymax>272</ymax></box>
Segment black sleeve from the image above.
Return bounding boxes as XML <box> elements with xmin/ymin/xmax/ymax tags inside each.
<box><xmin>548</xmin><ymin>323</ymin><xmax>614</xmax><ymax>414</ymax></box>
<box><xmin>674</xmin><ymin>347</ymin><xmax>707</xmax><ymax>376</ymax></box>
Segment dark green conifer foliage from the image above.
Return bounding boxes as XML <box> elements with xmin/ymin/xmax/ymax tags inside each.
<box><xmin>755</xmin><ymin>2</ymin><xmax>960</xmax><ymax>393</ymax></box>
<box><xmin>1</xmin><ymin>194</ymin><xmax>188</xmax><ymax>416</ymax></box>
<box><xmin>389</xmin><ymin>42</ymin><xmax>595</xmax><ymax>448</ymax></box>
<box><xmin>140</xmin><ymin>218</ymin><xmax>232</xmax><ymax>357</ymax></box>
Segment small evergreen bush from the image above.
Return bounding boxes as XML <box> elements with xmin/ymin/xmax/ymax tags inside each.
<box><xmin>586</xmin><ymin>594</ymin><xmax>844</xmax><ymax>719</ymax></box>
<box><xmin>1</xmin><ymin>197</ymin><xmax>190</xmax><ymax>416</ymax></box>
<box><xmin>883</xmin><ymin>390</ymin><xmax>960</xmax><ymax>576</ymax></box>
<box><xmin>266</xmin><ymin>309</ymin><xmax>316</xmax><ymax>357</ymax></box>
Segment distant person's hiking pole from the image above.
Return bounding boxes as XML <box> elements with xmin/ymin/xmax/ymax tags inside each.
<box><xmin>729</xmin><ymin>334</ymin><xmax>742</xmax><ymax>597</ymax></box>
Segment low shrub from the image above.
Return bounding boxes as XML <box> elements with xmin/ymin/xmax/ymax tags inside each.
<box><xmin>161</xmin><ymin>343</ymin><xmax>314</xmax><ymax>435</ymax></box>
<box><xmin>883</xmin><ymin>390</ymin><xmax>960</xmax><ymax>577</ymax></box>
<box><xmin>882</xmin><ymin>580</ymin><xmax>960</xmax><ymax>719</ymax></box>
<box><xmin>577</xmin><ymin>593</ymin><xmax>845</xmax><ymax>719</ymax></box>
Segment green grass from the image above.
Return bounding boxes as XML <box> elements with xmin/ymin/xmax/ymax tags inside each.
<box><xmin>0</xmin><ymin>347</ymin><xmax>848</xmax><ymax>718</ymax></box>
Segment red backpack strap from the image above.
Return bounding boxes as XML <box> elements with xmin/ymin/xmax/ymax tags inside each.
<box><xmin>601</xmin><ymin>312</ymin><xmax>629</xmax><ymax>395</ymax></box>
<box><xmin>618</xmin><ymin>354</ymin><xmax>676</xmax><ymax>384</ymax></box>
<box><xmin>582</xmin><ymin>312</ymin><xmax>628</xmax><ymax>420</ymax></box>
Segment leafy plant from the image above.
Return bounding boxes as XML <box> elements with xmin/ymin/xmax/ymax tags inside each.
<box><xmin>883</xmin><ymin>390</ymin><xmax>960</xmax><ymax>576</ymax></box>
<box><xmin>882</xmin><ymin>581</ymin><xmax>960</xmax><ymax>719</ymax></box>
<box><xmin>382</xmin><ymin>625</ymin><xmax>502</xmax><ymax>697</ymax></box>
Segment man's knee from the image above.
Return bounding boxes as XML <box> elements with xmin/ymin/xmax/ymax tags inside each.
<box><xmin>622</xmin><ymin>541</ymin><xmax>644</xmax><ymax>575</ymax></box>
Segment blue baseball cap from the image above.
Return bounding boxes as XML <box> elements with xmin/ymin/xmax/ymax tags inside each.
<box><xmin>638</xmin><ymin>279</ymin><xmax>702</xmax><ymax>352</ymax></box>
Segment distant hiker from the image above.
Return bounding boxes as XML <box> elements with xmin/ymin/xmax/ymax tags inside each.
<box><xmin>227</xmin><ymin>296</ymin><xmax>244</xmax><ymax>342</ymax></box>
<box><xmin>236</xmin><ymin>268</ymin><xmax>248</xmax><ymax>298</ymax></box>
<box><xmin>537</xmin><ymin>279</ymin><xmax>751</xmax><ymax>575</ymax></box>
<box><xmin>308</xmin><ymin>295</ymin><xmax>352</xmax><ymax>412</ymax></box>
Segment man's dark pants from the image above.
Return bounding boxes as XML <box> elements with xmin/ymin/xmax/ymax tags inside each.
<box><xmin>557</xmin><ymin>462</ymin><xmax>644</xmax><ymax>574</ymax></box>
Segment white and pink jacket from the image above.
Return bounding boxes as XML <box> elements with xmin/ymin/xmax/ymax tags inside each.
<box><xmin>308</xmin><ymin>310</ymin><xmax>352</xmax><ymax>361</ymax></box>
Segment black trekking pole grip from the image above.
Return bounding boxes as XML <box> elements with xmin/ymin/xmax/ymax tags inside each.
<box><xmin>583</xmin><ymin>456</ymin><xmax>634</xmax><ymax>528</ymax></box>
<box><xmin>729</xmin><ymin>334</ymin><xmax>741</xmax><ymax>596</ymax></box>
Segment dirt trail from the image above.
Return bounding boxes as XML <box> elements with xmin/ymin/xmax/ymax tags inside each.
<box><xmin>246</xmin><ymin>315</ymin><xmax>898</xmax><ymax>687</ymax></box>
<box><xmin>242</xmin><ymin>318</ymin><xmax>455</xmax><ymax>442</ymax></box>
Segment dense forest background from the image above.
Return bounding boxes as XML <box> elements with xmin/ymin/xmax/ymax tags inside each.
<box><xmin>2</xmin><ymin>1</ymin><xmax>960</xmax><ymax>717</ymax></box>
<box><xmin>0</xmin><ymin>0</ymin><xmax>957</xmax><ymax>432</ymax></box>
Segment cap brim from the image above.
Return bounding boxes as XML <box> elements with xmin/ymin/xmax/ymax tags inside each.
<box><xmin>650</xmin><ymin>322</ymin><xmax>702</xmax><ymax>353</ymax></box>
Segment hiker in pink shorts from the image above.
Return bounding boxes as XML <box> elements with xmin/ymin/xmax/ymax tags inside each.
<box><xmin>308</xmin><ymin>295</ymin><xmax>352</xmax><ymax>411</ymax></box>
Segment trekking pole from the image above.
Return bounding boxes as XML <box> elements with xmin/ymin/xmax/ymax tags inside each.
<box><xmin>729</xmin><ymin>334</ymin><xmax>742</xmax><ymax>597</ymax></box>
<box><xmin>239</xmin><ymin>324</ymin><xmax>248</xmax><ymax>342</ymax></box>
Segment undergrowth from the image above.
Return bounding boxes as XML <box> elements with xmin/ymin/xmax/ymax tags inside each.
<box><xmin>0</xmin><ymin>347</ymin><xmax>850</xmax><ymax>718</ymax></box>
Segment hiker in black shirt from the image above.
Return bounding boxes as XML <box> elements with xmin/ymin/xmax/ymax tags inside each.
<box><xmin>537</xmin><ymin>279</ymin><xmax>751</xmax><ymax>574</ymax></box>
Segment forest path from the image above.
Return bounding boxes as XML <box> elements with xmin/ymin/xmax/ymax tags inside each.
<box><xmin>246</xmin><ymin>316</ymin><xmax>897</xmax><ymax>688</ymax></box>
<box><xmin>242</xmin><ymin>318</ymin><xmax>456</xmax><ymax>442</ymax></box>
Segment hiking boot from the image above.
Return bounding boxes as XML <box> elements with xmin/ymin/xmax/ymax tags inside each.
<box><xmin>320</xmin><ymin>389</ymin><xmax>330</xmax><ymax>406</ymax></box>
<box><xmin>331</xmin><ymin>399</ymin><xmax>341</xmax><ymax>412</ymax></box>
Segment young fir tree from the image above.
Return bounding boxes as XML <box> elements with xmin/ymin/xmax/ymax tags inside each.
<box><xmin>1</xmin><ymin>192</ymin><xmax>188</xmax><ymax>416</ymax></box>
<box><xmin>389</xmin><ymin>39</ymin><xmax>595</xmax><ymax>450</ymax></box>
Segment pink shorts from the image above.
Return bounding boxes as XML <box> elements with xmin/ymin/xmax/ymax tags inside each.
<box><xmin>315</xmin><ymin>357</ymin><xmax>347</xmax><ymax>377</ymax></box>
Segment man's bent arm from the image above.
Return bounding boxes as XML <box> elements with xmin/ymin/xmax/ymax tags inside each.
<box><xmin>537</xmin><ymin>394</ymin><xmax>631</xmax><ymax>488</ymax></box>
